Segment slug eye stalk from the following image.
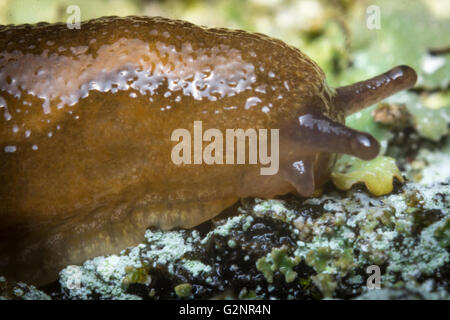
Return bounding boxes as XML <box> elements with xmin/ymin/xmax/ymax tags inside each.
<box><xmin>334</xmin><ymin>65</ymin><xmax>417</xmax><ymax>116</ymax></box>
<box><xmin>286</xmin><ymin>112</ymin><xmax>380</xmax><ymax>160</ymax></box>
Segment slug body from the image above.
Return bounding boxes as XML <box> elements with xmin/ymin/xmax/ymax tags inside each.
<box><xmin>0</xmin><ymin>16</ymin><xmax>417</xmax><ymax>285</ymax></box>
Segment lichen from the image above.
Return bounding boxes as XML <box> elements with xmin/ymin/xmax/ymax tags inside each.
<box><xmin>59</xmin><ymin>245</ymin><xmax>144</xmax><ymax>300</ymax></box>
<box><xmin>256</xmin><ymin>246</ymin><xmax>301</xmax><ymax>284</ymax></box>
<box><xmin>55</xmin><ymin>170</ymin><xmax>449</xmax><ymax>300</ymax></box>
<box><xmin>386</xmin><ymin>92</ymin><xmax>450</xmax><ymax>142</ymax></box>
<box><xmin>0</xmin><ymin>277</ymin><xmax>50</xmax><ymax>300</ymax></box>
<box><xmin>405</xmin><ymin>138</ymin><xmax>450</xmax><ymax>185</ymax></box>
<box><xmin>311</xmin><ymin>273</ymin><xmax>337</xmax><ymax>298</ymax></box>
<box><xmin>355</xmin><ymin>281</ymin><xmax>450</xmax><ymax>300</ymax></box>
<box><xmin>144</xmin><ymin>230</ymin><xmax>198</xmax><ymax>266</ymax></box>
<box><xmin>175</xmin><ymin>283</ymin><xmax>193</xmax><ymax>298</ymax></box>
<box><xmin>434</xmin><ymin>217</ymin><xmax>450</xmax><ymax>249</ymax></box>
<box><xmin>238</xmin><ymin>287</ymin><xmax>258</xmax><ymax>299</ymax></box>
<box><xmin>10</xmin><ymin>172</ymin><xmax>448</xmax><ymax>300</ymax></box>
<box><xmin>182</xmin><ymin>260</ymin><xmax>212</xmax><ymax>277</ymax></box>
<box><xmin>124</xmin><ymin>265</ymin><xmax>151</xmax><ymax>286</ymax></box>
<box><xmin>332</xmin><ymin>156</ymin><xmax>404</xmax><ymax>196</ymax></box>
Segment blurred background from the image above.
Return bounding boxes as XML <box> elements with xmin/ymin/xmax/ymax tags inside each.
<box><xmin>0</xmin><ymin>0</ymin><xmax>447</xmax><ymax>87</ymax></box>
<box><xmin>0</xmin><ymin>0</ymin><xmax>449</xmax><ymax>153</ymax></box>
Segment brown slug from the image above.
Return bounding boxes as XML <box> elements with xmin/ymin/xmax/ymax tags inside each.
<box><xmin>0</xmin><ymin>16</ymin><xmax>417</xmax><ymax>285</ymax></box>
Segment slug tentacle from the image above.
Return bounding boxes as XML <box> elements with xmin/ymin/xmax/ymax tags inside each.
<box><xmin>291</xmin><ymin>113</ymin><xmax>380</xmax><ymax>160</ymax></box>
<box><xmin>334</xmin><ymin>65</ymin><xmax>417</xmax><ymax>116</ymax></box>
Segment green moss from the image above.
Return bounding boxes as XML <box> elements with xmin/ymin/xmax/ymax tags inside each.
<box><xmin>256</xmin><ymin>246</ymin><xmax>301</xmax><ymax>284</ymax></box>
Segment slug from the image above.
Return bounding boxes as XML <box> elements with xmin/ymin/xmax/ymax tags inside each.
<box><xmin>0</xmin><ymin>16</ymin><xmax>417</xmax><ymax>285</ymax></box>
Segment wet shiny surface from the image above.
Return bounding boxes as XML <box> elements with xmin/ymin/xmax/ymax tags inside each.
<box><xmin>0</xmin><ymin>17</ymin><xmax>328</xmax><ymax>147</ymax></box>
<box><xmin>0</xmin><ymin>16</ymin><xmax>329</xmax><ymax>285</ymax></box>
<box><xmin>334</xmin><ymin>65</ymin><xmax>418</xmax><ymax>116</ymax></box>
<box><xmin>0</xmin><ymin>16</ymin><xmax>414</xmax><ymax>285</ymax></box>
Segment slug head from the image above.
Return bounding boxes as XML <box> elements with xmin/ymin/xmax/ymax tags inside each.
<box><xmin>262</xmin><ymin>65</ymin><xmax>417</xmax><ymax>198</ymax></box>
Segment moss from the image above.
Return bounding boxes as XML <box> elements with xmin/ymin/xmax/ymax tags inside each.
<box><xmin>175</xmin><ymin>283</ymin><xmax>192</xmax><ymax>298</ymax></box>
<box><xmin>256</xmin><ymin>246</ymin><xmax>301</xmax><ymax>284</ymax></box>
<box><xmin>144</xmin><ymin>230</ymin><xmax>197</xmax><ymax>265</ymax></box>
<box><xmin>252</xmin><ymin>199</ymin><xmax>295</xmax><ymax>223</ymax></box>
